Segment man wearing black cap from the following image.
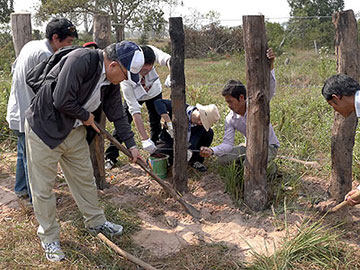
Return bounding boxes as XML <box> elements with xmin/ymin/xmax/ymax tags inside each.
<box><xmin>6</xmin><ymin>18</ymin><xmax>78</xmax><ymax>204</ymax></box>
<box><xmin>24</xmin><ymin>41</ymin><xmax>144</xmax><ymax>262</ymax></box>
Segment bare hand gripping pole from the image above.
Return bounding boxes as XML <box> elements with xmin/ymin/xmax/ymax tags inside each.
<box><xmin>330</xmin><ymin>191</ymin><xmax>360</xmax><ymax>212</ymax></box>
<box><xmin>95</xmin><ymin>122</ymin><xmax>201</xmax><ymax>219</ymax></box>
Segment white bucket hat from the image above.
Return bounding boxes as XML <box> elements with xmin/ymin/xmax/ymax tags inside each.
<box><xmin>196</xmin><ymin>103</ymin><xmax>220</xmax><ymax>131</ymax></box>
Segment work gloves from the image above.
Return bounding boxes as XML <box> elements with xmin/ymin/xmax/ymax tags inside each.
<box><xmin>187</xmin><ymin>149</ymin><xmax>193</xmax><ymax>161</ymax></box>
<box><xmin>164</xmin><ymin>74</ymin><xmax>171</xmax><ymax>88</ymax></box>
<box><xmin>166</xmin><ymin>122</ymin><xmax>174</xmax><ymax>138</ymax></box>
<box><xmin>141</xmin><ymin>138</ymin><xmax>157</xmax><ymax>154</ymax></box>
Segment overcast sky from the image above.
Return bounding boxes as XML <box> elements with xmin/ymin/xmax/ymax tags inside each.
<box><xmin>13</xmin><ymin>0</ymin><xmax>360</xmax><ymax>28</ymax></box>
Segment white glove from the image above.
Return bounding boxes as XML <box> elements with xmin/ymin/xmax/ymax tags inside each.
<box><xmin>141</xmin><ymin>138</ymin><xmax>157</xmax><ymax>154</ymax></box>
<box><xmin>166</xmin><ymin>122</ymin><xmax>174</xmax><ymax>138</ymax></box>
<box><xmin>164</xmin><ymin>74</ymin><xmax>171</xmax><ymax>88</ymax></box>
<box><xmin>187</xmin><ymin>149</ymin><xmax>193</xmax><ymax>161</ymax></box>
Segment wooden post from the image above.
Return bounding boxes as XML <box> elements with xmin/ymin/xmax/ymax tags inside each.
<box><xmin>93</xmin><ymin>14</ymin><xmax>111</xmax><ymax>49</ymax></box>
<box><xmin>169</xmin><ymin>17</ymin><xmax>188</xmax><ymax>193</ymax></box>
<box><xmin>90</xmin><ymin>14</ymin><xmax>111</xmax><ymax>189</ymax></box>
<box><xmin>242</xmin><ymin>15</ymin><xmax>270</xmax><ymax>211</ymax></box>
<box><xmin>330</xmin><ymin>10</ymin><xmax>360</xmax><ymax>202</ymax></box>
<box><xmin>10</xmin><ymin>13</ymin><xmax>32</xmax><ymax>57</ymax></box>
<box><xmin>90</xmin><ymin>113</ymin><xmax>108</xmax><ymax>189</ymax></box>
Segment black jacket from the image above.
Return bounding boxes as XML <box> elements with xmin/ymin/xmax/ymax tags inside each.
<box><xmin>25</xmin><ymin>48</ymin><xmax>135</xmax><ymax>149</ymax></box>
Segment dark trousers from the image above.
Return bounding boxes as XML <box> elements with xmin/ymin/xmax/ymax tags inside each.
<box><xmin>105</xmin><ymin>93</ymin><xmax>162</xmax><ymax>162</ymax></box>
<box><xmin>156</xmin><ymin>125</ymin><xmax>214</xmax><ymax>166</ymax></box>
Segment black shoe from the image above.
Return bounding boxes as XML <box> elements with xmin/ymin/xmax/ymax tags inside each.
<box><xmin>192</xmin><ymin>161</ymin><xmax>207</xmax><ymax>172</ymax></box>
<box><xmin>105</xmin><ymin>159</ymin><xmax>116</xmax><ymax>170</ymax></box>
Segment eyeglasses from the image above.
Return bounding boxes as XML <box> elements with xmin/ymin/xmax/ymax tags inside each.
<box><xmin>66</xmin><ymin>26</ymin><xmax>77</xmax><ymax>32</ymax></box>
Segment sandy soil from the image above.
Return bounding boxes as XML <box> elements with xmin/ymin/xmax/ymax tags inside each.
<box><xmin>1</xmin><ymin>151</ymin><xmax>360</xmax><ymax>260</ymax></box>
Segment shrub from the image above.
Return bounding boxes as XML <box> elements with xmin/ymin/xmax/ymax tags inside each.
<box><xmin>184</xmin><ymin>23</ymin><xmax>243</xmax><ymax>58</ymax></box>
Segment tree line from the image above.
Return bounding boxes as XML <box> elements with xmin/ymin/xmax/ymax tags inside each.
<box><xmin>0</xmin><ymin>0</ymin><xmax>359</xmax><ymax>63</ymax></box>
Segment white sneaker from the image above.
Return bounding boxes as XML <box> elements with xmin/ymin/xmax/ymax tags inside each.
<box><xmin>41</xmin><ymin>241</ymin><xmax>65</xmax><ymax>262</ymax></box>
<box><xmin>88</xmin><ymin>221</ymin><xmax>123</xmax><ymax>236</ymax></box>
<box><xmin>105</xmin><ymin>159</ymin><xmax>115</xmax><ymax>170</ymax></box>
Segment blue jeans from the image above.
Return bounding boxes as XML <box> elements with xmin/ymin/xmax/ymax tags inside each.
<box><xmin>13</xmin><ymin>130</ymin><xmax>32</xmax><ymax>201</ymax></box>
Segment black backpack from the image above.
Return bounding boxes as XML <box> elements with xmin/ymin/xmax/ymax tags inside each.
<box><xmin>26</xmin><ymin>45</ymin><xmax>98</xmax><ymax>94</ymax></box>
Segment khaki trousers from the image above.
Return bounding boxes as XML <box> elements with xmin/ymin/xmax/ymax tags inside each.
<box><xmin>25</xmin><ymin>121</ymin><xmax>106</xmax><ymax>243</ymax></box>
<box><xmin>217</xmin><ymin>144</ymin><xmax>278</xmax><ymax>165</ymax></box>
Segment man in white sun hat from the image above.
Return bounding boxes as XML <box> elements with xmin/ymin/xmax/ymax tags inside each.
<box><xmin>153</xmin><ymin>99</ymin><xmax>220</xmax><ymax>172</ymax></box>
<box><xmin>24</xmin><ymin>41</ymin><xmax>144</xmax><ymax>262</ymax></box>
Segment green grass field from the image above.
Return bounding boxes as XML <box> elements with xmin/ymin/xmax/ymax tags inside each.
<box><xmin>1</xmin><ymin>48</ymin><xmax>360</xmax><ymax>269</ymax></box>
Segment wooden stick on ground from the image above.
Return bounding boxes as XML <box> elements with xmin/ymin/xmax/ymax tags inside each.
<box><xmin>330</xmin><ymin>191</ymin><xmax>360</xmax><ymax>212</ymax></box>
<box><xmin>95</xmin><ymin>122</ymin><xmax>201</xmax><ymax>219</ymax></box>
<box><xmin>97</xmin><ymin>233</ymin><xmax>158</xmax><ymax>270</ymax></box>
<box><xmin>277</xmin><ymin>155</ymin><xmax>320</xmax><ymax>168</ymax></box>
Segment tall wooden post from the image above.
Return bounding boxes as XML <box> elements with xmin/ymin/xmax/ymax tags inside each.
<box><xmin>10</xmin><ymin>13</ymin><xmax>32</xmax><ymax>57</ymax></box>
<box><xmin>330</xmin><ymin>10</ymin><xmax>360</xmax><ymax>202</ymax></box>
<box><xmin>90</xmin><ymin>14</ymin><xmax>111</xmax><ymax>189</ymax></box>
<box><xmin>169</xmin><ymin>17</ymin><xmax>188</xmax><ymax>193</ymax></box>
<box><xmin>93</xmin><ymin>14</ymin><xmax>111</xmax><ymax>49</ymax></box>
<box><xmin>242</xmin><ymin>15</ymin><xmax>270</xmax><ymax>211</ymax></box>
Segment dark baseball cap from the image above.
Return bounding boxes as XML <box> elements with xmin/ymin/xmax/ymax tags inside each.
<box><xmin>115</xmin><ymin>41</ymin><xmax>144</xmax><ymax>84</ymax></box>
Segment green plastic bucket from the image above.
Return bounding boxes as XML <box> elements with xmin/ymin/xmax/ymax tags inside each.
<box><xmin>148</xmin><ymin>153</ymin><xmax>169</xmax><ymax>179</ymax></box>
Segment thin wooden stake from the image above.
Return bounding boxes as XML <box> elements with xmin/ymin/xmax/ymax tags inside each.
<box><xmin>97</xmin><ymin>233</ymin><xmax>158</xmax><ymax>270</ymax></box>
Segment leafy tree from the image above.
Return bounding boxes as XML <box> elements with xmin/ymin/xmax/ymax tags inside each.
<box><xmin>288</xmin><ymin>0</ymin><xmax>344</xmax><ymax>17</ymax></box>
<box><xmin>286</xmin><ymin>0</ymin><xmax>344</xmax><ymax>49</ymax></box>
<box><xmin>265</xmin><ymin>22</ymin><xmax>285</xmax><ymax>55</ymax></box>
<box><xmin>132</xmin><ymin>6</ymin><xmax>167</xmax><ymax>42</ymax></box>
<box><xmin>0</xmin><ymin>0</ymin><xmax>14</xmax><ymax>24</ymax></box>
<box><xmin>37</xmin><ymin>0</ymin><xmax>175</xmax><ymax>41</ymax></box>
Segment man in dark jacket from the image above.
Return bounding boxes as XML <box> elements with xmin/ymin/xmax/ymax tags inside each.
<box><xmin>24</xmin><ymin>41</ymin><xmax>144</xmax><ymax>262</ymax></box>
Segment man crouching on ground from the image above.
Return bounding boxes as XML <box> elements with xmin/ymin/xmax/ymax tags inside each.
<box><xmin>24</xmin><ymin>41</ymin><xmax>144</xmax><ymax>262</ymax></box>
<box><xmin>200</xmin><ymin>49</ymin><xmax>280</xmax><ymax>167</ymax></box>
<box><xmin>321</xmin><ymin>74</ymin><xmax>360</xmax><ymax>207</ymax></box>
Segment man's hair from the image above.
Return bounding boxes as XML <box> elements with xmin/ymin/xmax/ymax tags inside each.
<box><xmin>103</xmin><ymin>43</ymin><xmax>118</xmax><ymax>62</ymax></box>
<box><xmin>322</xmin><ymin>74</ymin><xmax>360</xmax><ymax>101</ymax></box>
<box><xmin>222</xmin><ymin>79</ymin><xmax>247</xmax><ymax>100</ymax></box>
<box><xmin>45</xmin><ymin>18</ymin><xmax>78</xmax><ymax>41</ymax></box>
<box><xmin>140</xmin><ymin>45</ymin><xmax>156</xmax><ymax>65</ymax></box>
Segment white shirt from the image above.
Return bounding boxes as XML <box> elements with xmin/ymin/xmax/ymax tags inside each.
<box><xmin>211</xmin><ymin>70</ymin><xmax>280</xmax><ymax>156</ymax></box>
<box><xmin>73</xmin><ymin>61</ymin><xmax>110</xmax><ymax>127</ymax></box>
<box><xmin>354</xmin><ymin>90</ymin><xmax>360</xmax><ymax>117</ymax></box>
<box><xmin>121</xmin><ymin>45</ymin><xmax>171</xmax><ymax>115</ymax></box>
<box><xmin>6</xmin><ymin>39</ymin><xmax>54</xmax><ymax>132</ymax></box>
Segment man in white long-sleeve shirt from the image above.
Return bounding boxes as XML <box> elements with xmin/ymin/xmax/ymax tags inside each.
<box><xmin>105</xmin><ymin>45</ymin><xmax>171</xmax><ymax>169</ymax></box>
<box><xmin>6</xmin><ymin>18</ymin><xmax>77</xmax><ymax>201</ymax></box>
<box><xmin>321</xmin><ymin>74</ymin><xmax>360</xmax><ymax>206</ymax></box>
<box><xmin>200</xmin><ymin>48</ymin><xmax>280</xmax><ymax>165</ymax></box>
